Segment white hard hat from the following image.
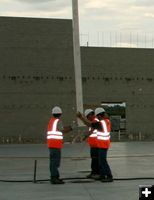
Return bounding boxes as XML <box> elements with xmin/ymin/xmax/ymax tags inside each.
<box><xmin>95</xmin><ymin>107</ymin><xmax>105</xmax><ymax>116</ymax></box>
<box><xmin>52</xmin><ymin>106</ymin><xmax>62</xmax><ymax>114</ymax></box>
<box><xmin>84</xmin><ymin>109</ymin><xmax>94</xmax><ymax>117</ymax></box>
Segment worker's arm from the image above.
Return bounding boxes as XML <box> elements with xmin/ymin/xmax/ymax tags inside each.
<box><xmin>62</xmin><ymin>126</ymin><xmax>73</xmax><ymax>134</ymax></box>
<box><xmin>76</xmin><ymin>111</ymin><xmax>92</xmax><ymax>127</ymax></box>
<box><xmin>91</xmin><ymin>122</ymin><xmax>102</xmax><ymax>131</ymax></box>
<box><xmin>58</xmin><ymin>121</ymin><xmax>73</xmax><ymax>134</ymax></box>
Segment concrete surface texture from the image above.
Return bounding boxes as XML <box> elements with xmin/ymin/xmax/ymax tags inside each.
<box><xmin>0</xmin><ymin>142</ymin><xmax>154</xmax><ymax>200</ymax></box>
<box><xmin>0</xmin><ymin>16</ymin><xmax>76</xmax><ymax>142</ymax></box>
<box><xmin>81</xmin><ymin>47</ymin><xmax>154</xmax><ymax>138</ymax></box>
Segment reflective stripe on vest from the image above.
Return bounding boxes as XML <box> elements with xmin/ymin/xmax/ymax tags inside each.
<box><xmin>94</xmin><ymin>117</ymin><xmax>99</xmax><ymax>122</ymax></box>
<box><xmin>47</xmin><ymin>119</ymin><xmax>63</xmax><ymax>140</ymax></box>
<box><xmin>88</xmin><ymin>117</ymin><xmax>99</xmax><ymax>134</ymax></box>
<box><xmin>89</xmin><ymin>129</ymin><xmax>97</xmax><ymax>138</ymax></box>
<box><xmin>47</xmin><ymin>135</ymin><xmax>63</xmax><ymax>139</ymax></box>
<box><xmin>97</xmin><ymin>132</ymin><xmax>110</xmax><ymax>140</ymax></box>
<box><xmin>88</xmin><ymin>118</ymin><xmax>98</xmax><ymax>147</ymax></box>
<box><xmin>97</xmin><ymin>120</ymin><xmax>110</xmax><ymax>140</ymax></box>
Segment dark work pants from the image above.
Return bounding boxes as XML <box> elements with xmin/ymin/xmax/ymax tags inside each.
<box><xmin>90</xmin><ymin>147</ymin><xmax>100</xmax><ymax>175</ymax></box>
<box><xmin>98</xmin><ymin>148</ymin><xmax>112</xmax><ymax>178</ymax></box>
<box><xmin>49</xmin><ymin>148</ymin><xmax>61</xmax><ymax>180</ymax></box>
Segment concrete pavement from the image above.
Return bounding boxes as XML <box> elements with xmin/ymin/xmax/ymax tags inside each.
<box><xmin>0</xmin><ymin>142</ymin><xmax>154</xmax><ymax>200</ymax></box>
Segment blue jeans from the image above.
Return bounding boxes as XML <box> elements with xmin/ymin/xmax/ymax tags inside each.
<box><xmin>49</xmin><ymin>148</ymin><xmax>61</xmax><ymax>179</ymax></box>
<box><xmin>98</xmin><ymin>148</ymin><xmax>112</xmax><ymax>178</ymax></box>
<box><xmin>90</xmin><ymin>147</ymin><xmax>100</xmax><ymax>175</ymax></box>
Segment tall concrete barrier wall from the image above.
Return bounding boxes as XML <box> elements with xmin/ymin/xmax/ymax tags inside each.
<box><xmin>0</xmin><ymin>17</ymin><xmax>76</xmax><ymax>142</ymax></box>
<box><xmin>0</xmin><ymin>17</ymin><xmax>154</xmax><ymax>142</ymax></box>
<box><xmin>81</xmin><ymin>47</ymin><xmax>154</xmax><ymax>139</ymax></box>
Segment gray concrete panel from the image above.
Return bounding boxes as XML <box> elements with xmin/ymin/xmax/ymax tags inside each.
<box><xmin>81</xmin><ymin>47</ymin><xmax>154</xmax><ymax>138</ymax></box>
<box><xmin>0</xmin><ymin>17</ymin><xmax>76</xmax><ymax>142</ymax></box>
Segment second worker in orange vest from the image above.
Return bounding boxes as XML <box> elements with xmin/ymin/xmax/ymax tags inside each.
<box><xmin>77</xmin><ymin>109</ymin><xmax>100</xmax><ymax>179</ymax></box>
<box><xmin>95</xmin><ymin>107</ymin><xmax>113</xmax><ymax>182</ymax></box>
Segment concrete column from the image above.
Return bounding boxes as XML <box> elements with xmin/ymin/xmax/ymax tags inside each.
<box><xmin>72</xmin><ymin>0</ymin><xmax>83</xmax><ymax>126</ymax></box>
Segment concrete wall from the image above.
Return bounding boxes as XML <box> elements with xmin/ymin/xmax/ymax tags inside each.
<box><xmin>81</xmin><ymin>47</ymin><xmax>154</xmax><ymax>138</ymax></box>
<box><xmin>0</xmin><ymin>17</ymin><xmax>76</xmax><ymax>142</ymax></box>
<box><xmin>0</xmin><ymin>16</ymin><xmax>154</xmax><ymax>142</ymax></box>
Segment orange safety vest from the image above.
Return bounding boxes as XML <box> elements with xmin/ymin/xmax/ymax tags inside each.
<box><xmin>97</xmin><ymin>119</ymin><xmax>111</xmax><ymax>149</ymax></box>
<box><xmin>47</xmin><ymin>117</ymin><xmax>63</xmax><ymax>149</ymax></box>
<box><xmin>88</xmin><ymin>117</ymin><xmax>99</xmax><ymax>148</ymax></box>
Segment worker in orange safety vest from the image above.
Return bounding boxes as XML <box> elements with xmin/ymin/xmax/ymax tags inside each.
<box><xmin>77</xmin><ymin>109</ymin><xmax>100</xmax><ymax>179</ymax></box>
<box><xmin>94</xmin><ymin>107</ymin><xmax>113</xmax><ymax>182</ymax></box>
<box><xmin>47</xmin><ymin>106</ymin><xmax>72</xmax><ymax>184</ymax></box>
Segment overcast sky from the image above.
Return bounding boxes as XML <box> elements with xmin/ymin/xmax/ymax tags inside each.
<box><xmin>0</xmin><ymin>0</ymin><xmax>154</xmax><ymax>47</ymax></box>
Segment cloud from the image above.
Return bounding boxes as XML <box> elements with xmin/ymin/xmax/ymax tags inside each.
<box><xmin>145</xmin><ymin>13</ymin><xmax>154</xmax><ymax>18</ymax></box>
<box><xmin>79</xmin><ymin>0</ymin><xmax>143</xmax><ymax>32</ymax></box>
<box><xmin>80</xmin><ymin>0</ymin><xmax>137</xmax><ymax>21</ymax></box>
<box><xmin>0</xmin><ymin>0</ymin><xmax>11</xmax><ymax>2</ymax></box>
<box><xmin>1</xmin><ymin>10</ymin><xmax>70</xmax><ymax>18</ymax></box>
<box><xmin>14</xmin><ymin>0</ymin><xmax>55</xmax><ymax>4</ymax></box>
<box><xmin>0</xmin><ymin>0</ymin><xmax>72</xmax><ymax>18</ymax></box>
<box><xmin>84</xmin><ymin>0</ymin><xmax>108</xmax><ymax>9</ymax></box>
<box><xmin>134</xmin><ymin>0</ymin><xmax>154</xmax><ymax>7</ymax></box>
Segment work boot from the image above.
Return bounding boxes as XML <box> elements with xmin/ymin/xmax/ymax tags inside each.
<box><xmin>91</xmin><ymin>174</ymin><xmax>100</xmax><ymax>180</ymax></box>
<box><xmin>101</xmin><ymin>176</ymin><xmax>113</xmax><ymax>182</ymax></box>
<box><xmin>93</xmin><ymin>175</ymin><xmax>106</xmax><ymax>180</ymax></box>
<box><xmin>87</xmin><ymin>173</ymin><xmax>100</xmax><ymax>179</ymax></box>
<box><xmin>51</xmin><ymin>178</ymin><xmax>65</xmax><ymax>184</ymax></box>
